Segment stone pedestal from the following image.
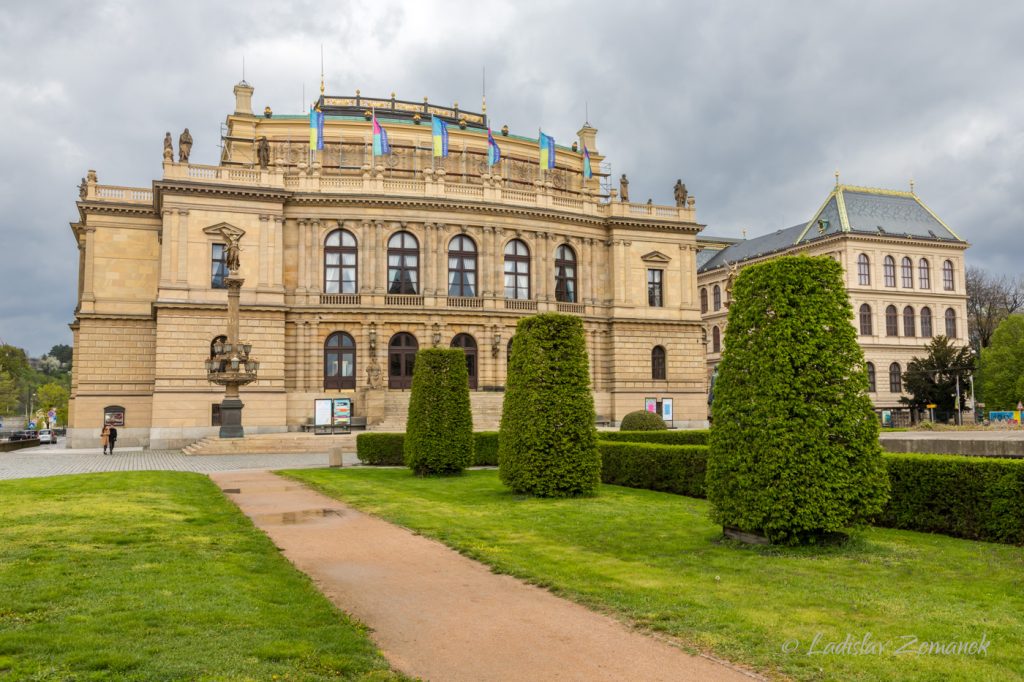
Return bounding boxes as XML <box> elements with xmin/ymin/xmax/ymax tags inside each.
<box><xmin>219</xmin><ymin>397</ymin><xmax>245</xmax><ymax>438</ymax></box>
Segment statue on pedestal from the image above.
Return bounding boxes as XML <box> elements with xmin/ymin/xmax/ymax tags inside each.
<box><xmin>674</xmin><ymin>179</ymin><xmax>688</xmax><ymax>207</ymax></box>
<box><xmin>619</xmin><ymin>174</ymin><xmax>630</xmax><ymax>202</ymax></box>
<box><xmin>366</xmin><ymin>358</ymin><xmax>383</xmax><ymax>389</ymax></box>
<box><xmin>225</xmin><ymin>233</ymin><xmax>241</xmax><ymax>274</ymax></box>
<box><xmin>163</xmin><ymin>132</ymin><xmax>174</xmax><ymax>161</ymax></box>
<box><xmin>257</xmin><ymin>137</ymin><xmax>270</xmax><ymax>169</ymax></box>
<box><xmin>178</xmin><ymin>128</ymin><xmax>193</xmax><ymax>163</ymax></box>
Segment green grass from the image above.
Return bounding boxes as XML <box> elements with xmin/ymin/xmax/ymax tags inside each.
<box><xmin>0</xmin><ymin>472</ymin><xmax>402</xmax><ymax>681</ymax></box>
<box><xmin>283</xmin><ymin>468</ymin><xmax>1024</xmax><ymax>681</ymax></box>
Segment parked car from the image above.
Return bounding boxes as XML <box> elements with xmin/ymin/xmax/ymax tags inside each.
<box><xmin>8</xmin><ymin>430</ymin><xmax>38</xmax><ymax>441</ymax></box>
<box><xmin>37</xmin><ymin>429</ymin><xmax>57</xmax><ymax>444</ymax></box>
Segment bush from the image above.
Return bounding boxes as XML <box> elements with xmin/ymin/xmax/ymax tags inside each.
<box><xmin>499</xmin><ymin>313</ymin><xmax>600</xmax><ymax>497</ymax></box>
<box><xmin>357</xmin><ymin>432</ymin><xmax>499</xmax><ymax>467</ymax></box>
<box><xmin>600</xmin><ymin>442</ymin><xmax>709</xmax><ymax>498</ymax></box>
<box><xmin>355</xmin><ymin>433</ymin><xmax>405</xmax><ymax>465</ymax></box>
<box><xmin>405</xmin><ymin>348</ymin><xmax>474</xmax><ymax>475</ymax></box>
<box><xmin>619</xmin><ymin>410</ymin><xmax>668</xmax><ymax>431</ymax></box>
<box><xmin>878</xmin><ymin>453</ymin><xmax>1024</xmax><ymax>544</ymax></box>
<box><xmin>600</xmin><ymin>430</ymin><xmax>708</xmax><ymax>446</ymax></box>
<box><xmin>706</xmin><ymin>256</ymin><xmax>890</xmax><ymax>544</ymax></box>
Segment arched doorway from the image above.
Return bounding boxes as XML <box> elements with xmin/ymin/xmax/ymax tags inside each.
<box><xmin>450</xmin><ymin>333</ymin><xmax>478</xmax><ymax>389</ymax></box>
<box><xmin>388</xmin><ymin>332</ymin><xmax>418</xmax><ymax>389</ymax></box>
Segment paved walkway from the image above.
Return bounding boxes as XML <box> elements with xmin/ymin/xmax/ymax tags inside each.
<box><xmin>211</xmin><ymin>469</ymin><xmax>756</xmax><ymax>682</ymax></box>
<box><xmin>0</xmin><ymin>443</ymin><xmax>341</xmax><ymax>480</ymax></box>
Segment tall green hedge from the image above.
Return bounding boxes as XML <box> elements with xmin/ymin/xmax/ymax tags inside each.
<box><xmin>599</xmin><ymin>430</ymin><xmax>708</xmax><ymax>446</ymax></box>
<box><xmin>619</xmin><ymin>410</ymin><xmax>668</xmax><ymax>431</ymax></box>
<box><xmin>879</xmin><ymin>453</ymin><xmax>1024</xmax><ymax>544</ymax></box>
<box><xmin>357</xmin><ymin>432</ymin><xmax>497</xmax><ymax>466</ymax></box>
<box><xmin>706</xmin><ymin>256</ymin><xmax>890</xmax><ymax>544</ymax></box>
<box><xmin>499</xmin><ymin>313</ymin><xmax>600</xmax><ymax>497</ymax></box>
<box><xmin>404</xmin><ymin>348</ymin><xmax>474</xmax><ymax>475</ymax></box>
<box><xmin>600</xmin><ymin>442</ymin><xmax>708</xmax><ymax>497</ymax></box>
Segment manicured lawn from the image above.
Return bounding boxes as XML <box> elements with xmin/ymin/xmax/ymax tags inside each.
<box><xmin>0</xmin><ymin>472</ymin><xmax>402</xmax><ymax>681</ymax></box>
<box><xmin>284</xmin><ymin>468</ymin><xmax>1024</xmax><ymax>681</ymax></box>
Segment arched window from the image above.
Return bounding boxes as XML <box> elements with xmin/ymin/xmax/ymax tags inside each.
<box><xmin>700</xmin><ymin>288</ymin><xmax>708</xmax><ymax>314</ymax></box>
<box><xmin>918</xmin><ymin>258</ymin><xmax>931</xmax><ymax>289</ymax></box>
<box><xmin>857</xmin><ymin>254</ymin><xmax>870</xmax><ymax>285</ymax></box>
<box><xmin>945</xmin><ymin>308</ymin><xmax>957</xmax><ymax>338</ymax></box>
<box><xmin>554</xmin><ymin>244</ymin><xmax>578</xmax><ymax>303</ymax></box>
<box><xmin>920</xmin><ymin>306</ymin><xmax>933</xmax><ymax>338</ymax></box>
<box><xmin>388</xmin><ymin>332</ymin><xmax>418</xmax><ymax>389</ymax></box>
<box><xmin>651</xmin><ymin>346</ymin><xmax>666</xmax><ymax>380</ymax></box>
<box><xmin>324</xmin><ymin>332</ymin><xmax>356</xmax><ymax>390</ymax></box>
<box><xmin>503</xmin><ymin>239</ymin><xmax>531</xmax><ymax>299</ymax></box>
<box><xmin>859</xmin><ymin>304</ymin><xmax>873</xmax><ymax>336</ymax></box>
<box><xmin>387</xmin><ymin>231</ymin><xmax>419</xmax><ymax>294</ymax></box>
<box><xmin>866</xmin><ymin>362</ymin><xmax>876</xmax><ymax>393</ymax></box>
<box><xmin>713</xmin><ymin>285</ymin><xmax>722</xmax><ymax>311</ymax></box>
<box><xmin>903</xmin><ymin>306</ymin><xmax>915</xmax><ymax>337</ymax></box>
<box><xmin>889</xmin><ymin>363</ymin><xmax>903</xmax><ymax>393</ymax></box>
<box><xmin>451</xmin><ymin>333</ymin><xmax>478</xmax><ymax>389</ymax></box>
<box><xmin>712</xmin><ymin>326</ymin><xmax>721</xmax><ymax>353</ymax></box>
<box><xmin>325</xmin><ymin>229</ymin><xmax>357</xmax><ymax>294</ymax></box>
<box><xmin>943</xmin><ymin>260</ymin><xmax>955</xmax><ymax>291</ymax></box>
<box><xmin>448</xmin><ymin>235</ymin><xmax>477</xmax><ymax>297</ymax></box>
<box><xmin>883</xmin><ymin>256</ymin><xmax>896</xmax><ymax>287</ymax></box>
<box><xmin>885</xmin><ymin>305</ymin><xmax>898</xmax><ymax>337</ymax></box>
<box><xmin>901</xmin><ymin>257</ymin><xmax>914</xmax><ymax>288</ymax></box>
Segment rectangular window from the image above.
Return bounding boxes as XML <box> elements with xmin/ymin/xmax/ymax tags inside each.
<box><xmin>211</xmin><ymin>244</ymin><xmax>227</xmax><ymax>289</ymax></box>
<box><xmin>647</xmin><ymin>269</ymin><xmax>663</xmax><ymax>307</ymax></box>
<box><xmin>211</xmin><ymin>403</ymin><xmax>222</xmax><ymax>426</ymax></box>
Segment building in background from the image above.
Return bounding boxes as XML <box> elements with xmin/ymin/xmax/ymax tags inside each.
<box><xmin>698</xmin><ymin>184</ymin><xmax>969</xmax><ymax>424</ymax></box>
<box><xmin>67</xmin><ymin>82</ymin><xmax>708</xmax><ymax>448</ymax></box>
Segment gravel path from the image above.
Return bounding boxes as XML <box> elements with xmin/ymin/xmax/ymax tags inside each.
<box><xmin>211</xmin><ymin>469</ymin><xmax>758</xmax><ymax>682</ymax></box>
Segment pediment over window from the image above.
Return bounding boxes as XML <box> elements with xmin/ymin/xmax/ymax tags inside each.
<box><xmin>202</xmin><ymin>222</ymin><xmax>246</xmax><ymax>240</ymax></box>
<box><xmin>641</xmin><ymin>250</ymin><xmax>672</xmax><ymax>264</ymax></box>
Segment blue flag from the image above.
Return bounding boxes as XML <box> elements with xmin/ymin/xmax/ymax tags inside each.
<box><xmin>487</xmin><ymin>128</ymin><xmax>501</xmax><ymax>166</ymax></box>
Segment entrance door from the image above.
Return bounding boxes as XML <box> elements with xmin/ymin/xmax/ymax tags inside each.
<box><xmin>451</xmin><ymin>333</ymin><xmax>478</xmax><ymax>389</ymax></box>
<box><xmin>388</xmin><ymin>332</ymin><xmax>418</xmax><ymax>389</ymax></box>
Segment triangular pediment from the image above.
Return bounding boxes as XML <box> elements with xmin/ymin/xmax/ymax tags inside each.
<box><xmin>202</xmin><ymin>222</ymin><xmax>246</xmax><ymax>239</ymax></box>
<box><xmin>641</xmin><ymin>250</ymin><xmax>672</xmax><ymax>264</ymax></box>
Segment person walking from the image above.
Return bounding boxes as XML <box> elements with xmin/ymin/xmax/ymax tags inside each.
<box><xmin>100</xmin><ymin>424</ymin><xmax>111</xmax><ymax>455</ymax></box>
<box><xmin>108</xmin><ymin>426</ymin><xmax>118</xmax><ymax>455</ymax></box>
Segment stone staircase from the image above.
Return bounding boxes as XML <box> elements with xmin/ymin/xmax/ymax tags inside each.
<box><xmin>182</xmin><ymin>431</ymin><xmax>354</xmax><ymax>456</ymax></box>
<box><xmin>374</xmin><ymin>391</ymin><xmax>505</xmax><ymax>432</ymax></box>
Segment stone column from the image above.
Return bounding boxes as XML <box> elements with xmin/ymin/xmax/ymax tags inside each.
<box><xmin>258</xmin><ymin>214</ymin><xmax>269</xmax><ymax>288</ymax></box>
<box><xmin>586</xmin><ymin>238</ymin><xmax>597</xmax><ymax>305</ymax></box>
<box><xmin>539</xmin><ymin>232</ymin><xmax>551</xmax><ymax>302</ymax></box>
<box><xmin>297</xmin><ymin>219</ymin><xmax>307</xmax><ymax>293</ymax></box>
<box><xmin>436</xmin><ymin>224</ymin><xmax>448</xmax><ymax>296</ymax></box>
<box><xmin>679</xmin><ymin>244</ymin><xmax>690</xmax><ymax>309</ymax></box>
<box><xmin>374</xmin><ymin>222</ymin><xmax>384</xmax><ymax>293</ymax></box>
<box><xmin>176</xmin><ymin>209</ymin><xmax>189</xmax><ymax>285</ymax></box>
<box><xmin>310</xmin><ymin>220</ymin><xmax>322</xmax><ymax>293</ymax></box>
<box><xmin>480</xmin><ymin>226</ymin><xmax>493</xmax><ymax>298</ymax></box>
<box><xmin>611</xmin><ymin>240</ymin><xmax>624</xmax><ymax>304</ymax></box>
<box><xmin>81</xmin><ymin>226</ymin><xmax>96</xmax><ymax>302</ymax></box>
<box><xmin>495</xmin><ymin>228</ymin><xmax>506</xmax><ymax>300</ymax></box>
<box><xmin>159</xmin><ymin>209</ymin><xmax>173</xmax><ymax>287</ymax></box>
<box><xmin>273</xmin><ymin>216</ymin><xmax>284</xmax><ymax>288</ymax></box>
<box><xmin>359</xmin><ymin>220</ymin><xmax>370</xmax><ymax>293</ymax></box>
<box><xmin>423</xmin><ymin>223</ymin><xmax>434</xmax><ymax>295</ymax></box>
<box><xmin>620</xmin><ymin>241</ymin><xmax>632</xmax><ymax>304</ymax></box>
<box><xmin>310</xmin><ymin>321</ymin><xmax>321</xmax><ymax>391</ymax></box>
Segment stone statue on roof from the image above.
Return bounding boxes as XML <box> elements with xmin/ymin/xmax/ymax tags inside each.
<box><xmin>619</xmin><ymin>174</ymin><xmax>629</xmax><ymax>202</ymax></box>
<box><xmin>178</xmin><ymin>128</ymin><xmax>193</xmax><ymax>163</ymax></box>
<box><xmin>257</xmin><ymin>137</ymin><xmax>270</xmax><ymax>169</ymax></box>
<box><xmin>674</xmin><ymin>179</ymin><xmax>688</xmax><ymax>207</ymax></box>
<box><xmin>163</xmin><ymin>132</ymin><xmax>173</xmax><ymax>161</ymax></box>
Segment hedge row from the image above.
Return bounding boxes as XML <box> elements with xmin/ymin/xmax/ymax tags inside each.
<box><xmin>595</xmin><ymin>441</ymin><xmax>1024</xmax><ymax>545</ymax></box>
<box><xmin>599</xmin><ymin>430</ymin><xmax>708</xmax><ymax>446</ymax></box>
<box><xmin>356</xmin><ymin>432</ymin><xmax>499</xmax><ymax>467</ymax></box>
<box><xmin>599</xmin><ymin>442</ymin><xmax>709</xmax><ymax>498</ymax></box>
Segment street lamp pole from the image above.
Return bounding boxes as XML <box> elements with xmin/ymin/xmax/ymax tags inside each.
<box><xmin>955</xmin><ymin>373</ymin><xmax>961</xmax><ymax>426</ymax></box>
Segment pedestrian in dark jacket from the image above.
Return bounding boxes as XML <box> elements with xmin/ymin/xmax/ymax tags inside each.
<box><xmin>108</xmin><ymin>426</ymin><xmax>118</xmax><ymax>455</ymax></box>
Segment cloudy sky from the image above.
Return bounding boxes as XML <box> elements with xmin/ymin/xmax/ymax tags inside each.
<box><xmin>1</xmin><ymin>1</ymin><xmax>1022</xmax><ymax>355</ymax></box>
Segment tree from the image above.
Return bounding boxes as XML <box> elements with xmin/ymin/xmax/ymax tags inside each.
<box><xmin>900</xmin><ymin>337</ymin><xmax>974</xmax><ymax>418</ymax></box>
<box><xmin>48</xmin><ymin>344</ymin><xmax>73</xmax><ymax>367</ymax></box>
<box><xmin>706</xmin><ymin>255</ymin><xmax>889</xmax><ymax>545</ymax></box>
<box><xmin>966</xmin><ymin>266</ymin><xmax>1024</xmax><ymax>352</ymax></box>
<box><xmin>977</xmin><ymin>315</ymin><xmax>1024</xmax><ymax>410</ymax></box>
<box><xmin>499</xmin><ymin>313</ymin><xmax>600</xmax><ymax>497</ymax></box>
<box><xmin>0</xmin><ymin>369</ymin><xmax>17</xmax><ymax>415</ymax></box>
<box><xmin>36</xmin><ymin>382</ymin><xmax>70</xmax><ymax>427</ymax></box>
<box><xmin>404</xmin><ymin>348</ymin><xmax>474</xmax><ymax>475</ymax></box>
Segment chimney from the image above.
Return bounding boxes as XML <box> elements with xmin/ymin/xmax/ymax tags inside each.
<box><xmin>233</xmin><ymin>81</ymin><xmax>254</xmax><ymax>116</ymax></box>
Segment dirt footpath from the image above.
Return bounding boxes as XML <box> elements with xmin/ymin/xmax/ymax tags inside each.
<box><xmin>211</xmin><ymin>469</ymin><xmax>757</xmax><ymax>682</ymax></box>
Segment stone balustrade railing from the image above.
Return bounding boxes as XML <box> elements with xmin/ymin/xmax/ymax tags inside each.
<box><xmin>85</xmin><ymin>162</ymin><xmax>697</xmax><ymax>223</ymax></box>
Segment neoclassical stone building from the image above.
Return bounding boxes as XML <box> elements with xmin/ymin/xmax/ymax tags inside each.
<box><xmin>698</xmin><ymin>184</ymin><xmax>969</xmax><ymax>423</ymax></box>
<box><xmin>67</xmin><ymin>82</ymin><xmax>708</xmax><ymax>447</ymax></box>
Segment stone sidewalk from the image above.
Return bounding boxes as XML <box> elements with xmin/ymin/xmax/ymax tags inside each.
<box><xmin>211</xmin><ymin>469</ymin><xmax>758</xmax><ymax>682</ymax></box>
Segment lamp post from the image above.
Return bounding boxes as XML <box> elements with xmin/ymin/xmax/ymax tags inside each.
<box><xmin>205</xmin><ymin>232</ymin><xmax>258</xmax><ymax>438</ymax></box>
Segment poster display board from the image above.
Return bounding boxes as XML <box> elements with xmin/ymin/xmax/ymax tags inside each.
<box><xmin>314</xmin><ymin>399</ymin><xmax>333</xmax><ymax>427</ymax></box>
<box><xmin>333</xmin><ymin>398</ymin><xmax>352</xmax><ymax>430</ymax></box>
<box><xmin>661</xmin><ymin>398</ymin><xmax>673</xmax><ymax>423</ymax></box>
<box><xmin>645</xmin><ymin>398</ymin><xmax>657</xmax><ymax>413</ymax></box>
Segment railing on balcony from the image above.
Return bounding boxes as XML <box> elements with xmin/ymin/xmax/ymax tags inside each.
<box><xmin>319</xmin><ymin>294</ymin><xmax>361</xmax><ymax>305</ymax></box>
<box><xmin>385</xmin><ymin>294</ymin><xmax>424</xmax><ymax>306</ymax></box>
<box><xmin>446</xmin><ymin>297</ymin><xmax>484</xmax><ymax>308</ymax></box>
<box><xmin>504</xmin><ymin>299</ymin><xmax>538</xmax><ymax>311</ymax></box>
<box><xmin>556</xmin><ymin>302</ymin><xmax>586</xmax><ymax>314</ymax></box>
<box><xmin>93</xmin><ymin>185</ymin><xmax>153</xmax><ymax>203</ymax></box>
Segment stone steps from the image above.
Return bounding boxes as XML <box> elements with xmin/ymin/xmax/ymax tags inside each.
<box><xmin>375</xmin><ymin>391</ymin><xmax>505</xmax><ymax>432</ymax></box>
<box><xmin>183</xmin><ymin>432</ymin><xmax>354</xmax><ymax>456</ymax></box>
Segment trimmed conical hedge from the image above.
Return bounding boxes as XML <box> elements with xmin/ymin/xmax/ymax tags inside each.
<box><xmin>405</xmin><ymin>348</ymin><xmax>474</xmax><ymax>475</ymax></box>
<box><xmin>706</xmin><ymin>255</ymin><xmax>889</xmax><ymax>544</ymax></box>
<box><xmin>499</xmin><ymin>313</ymin><xmax>600</xmax><ymax>496</ymax></box>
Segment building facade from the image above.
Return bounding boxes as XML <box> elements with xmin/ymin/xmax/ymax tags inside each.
<box><xmin>697</xmin><ymin>185</ymin><xmax>970</xmax><ymax>423</ymax></box>
<box><xmin>67</xmin><ymin>82</ymin><xmax>709</xmax><ymax>448</ymax></box>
